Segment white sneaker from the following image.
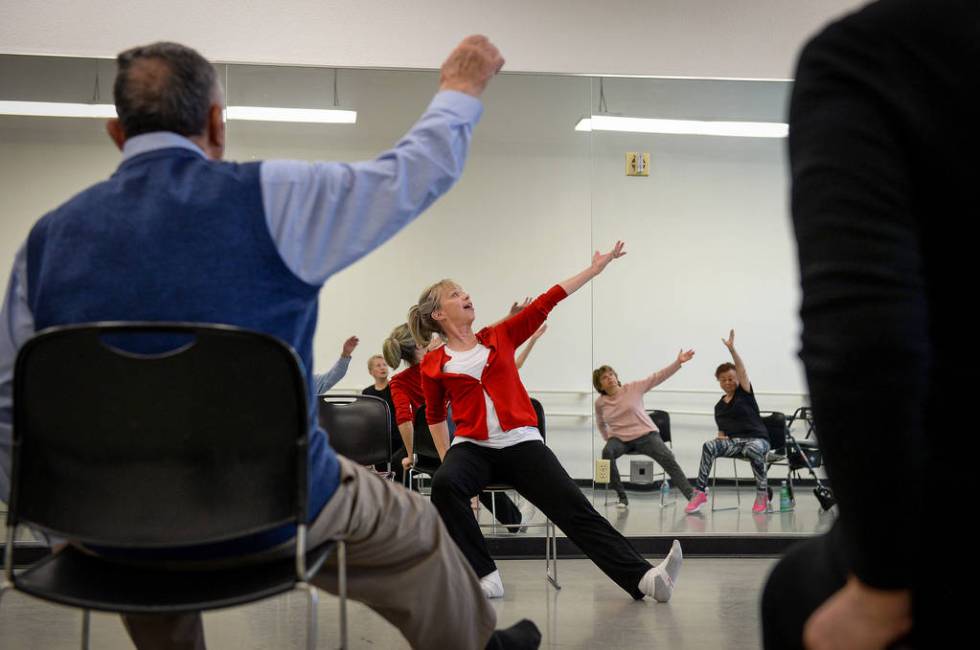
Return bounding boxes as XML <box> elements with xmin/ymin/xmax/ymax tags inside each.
<box><xmin>480</xmin><ymin>569</ymin><xmax>505</xmax><ymax>599</ymax></box>
<box><xmin>638</xmin><ymin>539</ymin><xmax>683</xmax><ymax>602</ymax></box>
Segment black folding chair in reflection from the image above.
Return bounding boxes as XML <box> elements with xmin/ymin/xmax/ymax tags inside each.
<box><xmin>766</xmin><ymin>407</ymin><xmax>835</xmax><ymax>511</ymax></box>
<box><xmin>318</xmin><ymin>395</ymin><xmax>393</xmax><ymax>479</ymax></box>
<box><xmin>602</xmin><ymin>409</ymin><xmax>677</xmax><ymax>508</ymax></box>
<box><xmin>710</xmin><ymin>411</ymin><xmax>786</xmax><ymax>512</ymax></box>
<box><xmin>0</xmin><ymin>323</ymin><xmax>347</xmax><ymax>650</ymax></box>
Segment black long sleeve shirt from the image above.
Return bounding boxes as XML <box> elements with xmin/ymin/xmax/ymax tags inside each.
<box><xmin>790</xmin><ymin>0</ymin><xmax>977</xmax><ymax>591</ymax></box>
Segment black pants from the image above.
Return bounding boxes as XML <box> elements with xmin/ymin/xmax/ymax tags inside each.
<box><xmin>431</xmin><ymin>440</ymin><xmax>651</xmax><ymax>598</ymax></box>
<box><xmin>411</xmin><ymin>452</ymin><xmax>523</xmax><ymax>528</ymax></box>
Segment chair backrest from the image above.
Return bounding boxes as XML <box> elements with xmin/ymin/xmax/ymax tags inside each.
<box><xmin>9</xmin><ymin>323</ymin><xmax>309</xmax><ymax>548</ymax></box>
<box><xmin>530</xmin><ymin>397</ymin><xmax>546</xmax><ymax>442</ymax></box>
<box><xmin>318</xmin><ymin>395</ymin><xmax>391</xmax><ymax>466</ymax></box>
<box><xmin>760</xmin><ymin>411</ymin><xmax>787</xmax><ymax>451</ymax></box>
<box><xmin>412</xmin><ymin>406</ymin><xmax>440</xmax><ymax>460</ymax></box>
<box><xmin>646</xmin><ymin>409</ymin><xmax>671</xmax><ymax>443</ymax></box>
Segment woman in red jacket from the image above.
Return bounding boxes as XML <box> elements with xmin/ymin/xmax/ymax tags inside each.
<box><xmin>409</xmin><ymin>241</ymin><xmax>683</xmax><ymax>602</ymax></box>
<box><xmin>383</xmin><ymin>322</ymin><xmax>529</xmax><ymax>531</ymax></box>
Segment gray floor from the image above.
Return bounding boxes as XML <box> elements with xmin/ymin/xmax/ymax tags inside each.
<box><xmin>478</xmin><ymin>486</ymin><xmax>835</xmax><ymax>538</ymax></box>
<box><xmin>0</xmin><ymin>557</ymin><xmax>776</xmax><ymax>649</ymax></box>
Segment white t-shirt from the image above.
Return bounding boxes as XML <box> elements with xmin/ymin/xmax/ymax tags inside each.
<box><xmin>443</xmin><ymin>343</ymin><xmax>543</xmax><ymax>449</ymax></box>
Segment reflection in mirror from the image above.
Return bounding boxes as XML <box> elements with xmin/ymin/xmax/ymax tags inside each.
<box><xmin>0</xmin><ymin>53</ymin><xmax>832</xmax><ymax>553</ymax></box>
<box><xmin>587</xmin><ymin>76</ymin><xmax>833</xmax><ymax>538</ymax></box>
<box><xmin>0</xmin><ymin>55</ymin><xmax>599</xmax><ymax>550</ymax></box>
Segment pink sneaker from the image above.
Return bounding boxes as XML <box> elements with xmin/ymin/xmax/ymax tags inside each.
<box><xmin>685</xmin><ymin>489</ymin><xmax>708</xmax><ymax>514</ymax></box>
<box><xmin>752</xmin><ymin>492</ymin><xmax>769</xmax><ymax>514</ymax></box>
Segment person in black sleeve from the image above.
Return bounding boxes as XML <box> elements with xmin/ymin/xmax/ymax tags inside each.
<box><xmin>685</xmin><ymin>329</ymin><xmax>770</xmax><ymax>514</ymax></box>
<box><xmin>761</xmin><ymin>1</ymin><xmax>973</xmax><ymax>648</ymax></box>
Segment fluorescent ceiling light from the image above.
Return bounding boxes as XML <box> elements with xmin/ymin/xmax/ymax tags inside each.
<box><xmin>575</xmin><ymin>115</ymin><xmax>787</xmax><ymax>138</ymax></box>
<box><xmin>0</xmin><ymin>101</ymin><xmax>117</xmax><ymax>119</ymax></box>
<box><xmin>225</xmin><ymin>106</ymin><xmax>356</xmax><ymax>124</ymax></box>
<box><xmin>0</xmin><ymin>101</ymin><xmax>357</xmax><ymax>125</ymax></box>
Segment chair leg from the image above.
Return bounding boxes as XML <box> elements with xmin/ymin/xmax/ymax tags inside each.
<box><xmin>301</xmin><ymin>583</ymin><xmax>319</xmax><ymax>650</ymax></box>
<box><xmin>490</xmin><ymin>492</ymin><xmax>498</xmax><ymax>535</ymax></box>
<box><xmin>711</xmin><ymin>459</ymin><xmax>737</xmax><ymax>512</ymax></box>
<box><xmin>733</xmin><ymin>459</ymin><xmax>741</xmax><ymax>508</ymax></box>
<box><xmin>337</xmin><ymin>541</ymin><xmax>348</xmax><ymax>650</ymax></box>
<box><xmin>80</xmin><ymin>609</ymin><xmax>91</xmax><ymax>650</ymax></box>
<box><xmin>545</xmin><ymin>520</ymin><xmax>561</xmax><ymax>590</ymax></box>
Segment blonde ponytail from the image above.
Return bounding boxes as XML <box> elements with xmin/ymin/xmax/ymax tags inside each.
<box><xmin>382</xmin><ymin>323</ymin><xmax>417</xmax><ymax>369</ymax></box>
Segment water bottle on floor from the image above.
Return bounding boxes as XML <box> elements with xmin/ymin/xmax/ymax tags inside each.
<box><xmin>779</xmin><ymin>481</ymin><xmax>793</xmax><ymax>511</ymax></box>
<box><xmin>660</xmin><ymin>479</ymin><xmax>671</xmax><ymax>501</ymax></box>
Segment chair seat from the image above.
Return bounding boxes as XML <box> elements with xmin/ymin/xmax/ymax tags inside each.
<box><xmin>14</xmin><ymin>541</ymin><xmax>336</xmax><ymax>614</ymax></box>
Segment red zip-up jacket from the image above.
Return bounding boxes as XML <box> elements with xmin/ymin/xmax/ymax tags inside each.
<box><xmin>420</xmin><ymin>284</ymin><xmax>567</xmax><ymax>440</ymax></box>
<box><xmin>388</xmin><ymin>364</ymin><xmax>423</xmax><ymax>426</ymax></box>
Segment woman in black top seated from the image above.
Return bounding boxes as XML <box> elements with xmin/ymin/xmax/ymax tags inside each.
<box><xmin>685</xmin><ymin>330</ymin><xmax>770</xmax><ymax>514</ymax></box>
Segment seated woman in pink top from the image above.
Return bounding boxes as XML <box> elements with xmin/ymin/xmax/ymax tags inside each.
<box><xmin>594</xmin><ymin>351</ymin><xmax>696</xmax><ymax>509</ymax></box>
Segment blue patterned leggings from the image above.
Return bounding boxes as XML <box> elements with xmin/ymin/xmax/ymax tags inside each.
<box><xmin>695</xmin><ymin>437</ymin><xmax>770</xmax><ymax>492</ymax></box>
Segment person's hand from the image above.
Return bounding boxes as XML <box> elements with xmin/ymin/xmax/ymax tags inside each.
<box><xmin>590</xmin><ymin>240</ymin><xmax>627</xmax><ymax>276</ymax></box>
<box><xmin>439</xmin><ymin>35</ymin><xmax>505</xmax><ymax>97</ymax></box>
<box><xmin>341</xmin><ymin>335</ymin><xmax>359</xmax><ymax>357</ymax></box>
<box><xmin>509</xmin><ymin>297</ymin><xmax>531</xmax><ymax>316</ymax></box>
<box><xmin>676</xmin><ymin>348</ymin><xmax>695</xmax><ymax>364</ymax></box>
<box><xmin>721</xmin><ymin>329</ymin><xmax>735</xmax><ymax>351</ymax></box>
<box><xmin>401</xmin><ymin>456</ymin><xmax>412</xmax><ymax>471</ymax></box>
<box><xmin>803</xmin><ymin>576</ymin><xmax>912</xmax><ymax>650</ymax></box>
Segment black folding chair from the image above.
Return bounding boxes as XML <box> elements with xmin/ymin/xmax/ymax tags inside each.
<box><xmin>710</xmin><ymin>411</ymin><xmax>785</xmax><ymax>512</ymax></box>
<box><xmin>406</xmin><ymin>406</ymin><xmax>442</xmax><ymax>493</ymax></box>
<box><xmin>0</xmin><ymin>323</ymin><xmax>347</xmax><ymax>650</ymax></box>
<box><xmin>481</xmin><ymin>398</ymin><xmax>560</xmax><ymax>590</ymax></box>
<box><xmin>318</xmin><ymin>395</ymin><xmax>393</xmax><ymax>477</ymax></box>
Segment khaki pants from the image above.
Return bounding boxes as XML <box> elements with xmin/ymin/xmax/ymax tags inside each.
<box><xmin>122</xmin><ymin>457</ymin><xmax>496</xmax><ymax>649</ymax></box>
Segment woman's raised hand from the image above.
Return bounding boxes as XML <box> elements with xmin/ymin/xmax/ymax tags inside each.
<box><xmin>591</xmin><ymin>240</ymin><xmax>627</xmax><ymax>275</ymax></box>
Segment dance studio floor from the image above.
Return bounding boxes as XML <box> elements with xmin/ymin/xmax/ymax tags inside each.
<box><xmin>0</xmin><ymin>557</ymin><xmax>778</xmax><ymax>649</ymax></box>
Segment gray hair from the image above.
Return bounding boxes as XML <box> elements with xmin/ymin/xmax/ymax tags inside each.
<box><xmin>113</xmin><ymin>42</ymin><xmax>219</xmax><ymax>138</ymax></box>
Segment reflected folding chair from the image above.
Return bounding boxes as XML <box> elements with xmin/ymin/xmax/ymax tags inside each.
<box><xmin>711</xmin><ymin>411</ymin><xmax>786</xmax><ymax>512</ymax></box>
<box><xmin>766</xmin><ymin>407</ymin><xmax>835</xmax><ymax>511</ymax></box>
<box><xmin>0</xmin><ymin>323</ymin><xmax>347</xmax><ymax>650</ymax></box>
<box><xmin>318</xmin><ymin>395</ymin><xmax>393</xmax><ymax>478</ymax></box>
<box><xmin>481</xmin><ymin>398</ymin><xmax>560</xmax><ymax>590</ymax></box>
<box><xmin>603</xmin><ymin>409</ymin><xmax>677</xmax><ymax>508</ymax></box>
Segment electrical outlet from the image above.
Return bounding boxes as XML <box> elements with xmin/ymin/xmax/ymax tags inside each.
<box><xmin>595</xmin><ymin>459</ymin><xmax>611</xmax><ymax>483</ymax></box>
<box><xmin>625</xmin><ymin>152</ymin><xmax>650</xmax><ymax>177</ymax></box>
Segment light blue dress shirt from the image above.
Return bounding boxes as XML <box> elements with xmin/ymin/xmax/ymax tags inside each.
<box><xmin>0</xmin><ymin>90</ymin><xmax>483</xmax><ymax>501</ymax></box>
<box><xmin>313</xmin><ymin>356</ymin><xmax>352</xmax><ymax>395</ymax></box>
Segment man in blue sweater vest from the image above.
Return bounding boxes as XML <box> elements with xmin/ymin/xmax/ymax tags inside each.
<box><xmin>0</xmin><ymin>38</ymin><xmax>540</xmax><ymax>650</ymax></box>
